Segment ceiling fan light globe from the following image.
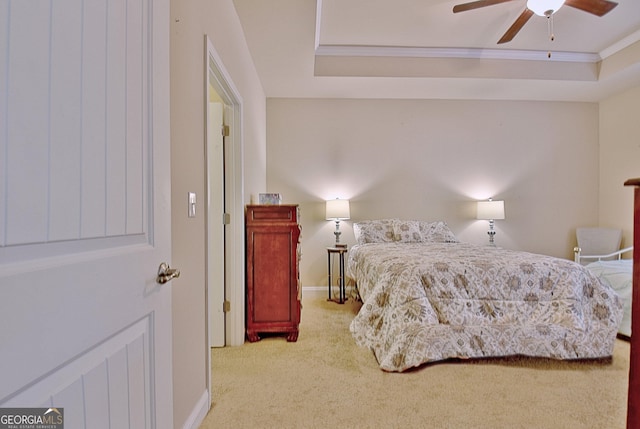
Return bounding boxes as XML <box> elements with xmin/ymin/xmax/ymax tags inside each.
<box><xmin>527</xmin><ymin>0</ymin><xmax>565</xmax><ymax>16</ymax></box>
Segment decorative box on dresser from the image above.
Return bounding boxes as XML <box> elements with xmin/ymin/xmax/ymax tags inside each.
<box><xmin>245</xmin><ymin>204</ymin><xmax>301</xmax><ymax>342</ymax></box>
<box><xmin>626</xmin><ymin>178</ymin><xmax>640</xmax><ymax>428</ymax></box>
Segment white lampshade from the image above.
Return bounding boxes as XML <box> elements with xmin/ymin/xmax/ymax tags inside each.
<box><xmin>477</xmin><ymin>200</ymin><xmax>505</xmax><ymax>220</ymax></box>
<box><xmin>527</xmin><ymin>0</ymin><xmax>565</xmax><ymax>16</ymax></box>
<box><xmin>326</xmin><ymin>199</ymin><xmax>350</xmax><ymax>220</ymax></box>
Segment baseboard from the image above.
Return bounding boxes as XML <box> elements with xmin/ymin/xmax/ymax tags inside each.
<box><xmin>301</xmin><ymin>286</ymin><xmax>327</xmax><ymax>300</ymax></box>
<box><xmin>302</xmin><ymin>286</ymin><xmax>358</xmax><ymax>301</ymax></box>
<box><xmin>181</xmin><ymin>389</ymin><xmax>209</xmax><ymax>429</ymax></box>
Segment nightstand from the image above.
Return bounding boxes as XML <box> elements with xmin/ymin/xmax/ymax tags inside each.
<box><xmin>327</xmin><ymin>246</ymin><xmax>348</xmax><ymax>304</ymax></box>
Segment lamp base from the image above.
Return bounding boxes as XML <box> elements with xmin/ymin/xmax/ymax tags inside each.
<box><xmin>487</xmin><ymin>219</ymin><xmax>497</xmax><ymax>246</ymax></box>
<box><xmin>333</xmin><ymin>220</ymin><xmax>342</xmax><ymax>246</ymax></box>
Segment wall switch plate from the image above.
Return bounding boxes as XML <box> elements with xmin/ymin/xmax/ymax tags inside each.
<box><xmin>188</xmin><ymin>192</ymin><xmax>197</xmax><ymax>218</ymax></box>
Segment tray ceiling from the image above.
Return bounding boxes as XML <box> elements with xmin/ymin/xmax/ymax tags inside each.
<box><xmin>233</xmin><ymin>0</ymin><xmax>640</xmax><ymax>101</ymax></box>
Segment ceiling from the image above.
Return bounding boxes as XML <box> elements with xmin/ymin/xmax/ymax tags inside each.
<box><xmin>232</xmin><ymin>0</ymin><xmax>640</xmax><ymax>101</ymax></box>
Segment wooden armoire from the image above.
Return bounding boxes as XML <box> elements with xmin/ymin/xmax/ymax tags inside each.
<box><xmin>245</xmin><ymin>204</ymin><xmax>301</xmax><ymax>342</ymax></box>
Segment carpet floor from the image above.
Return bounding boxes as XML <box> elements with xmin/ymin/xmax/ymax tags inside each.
<box><xmin>201</xmin><ymin>296</ymin><xmax>630</xmax><ymax>429</ymax></box>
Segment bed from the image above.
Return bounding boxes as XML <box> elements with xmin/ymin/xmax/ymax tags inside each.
<box><xmin>574</xmin><ymin>247</ymin><xmax>633</xmax><ymax>338</ymax></box>
<box><xmin>347</xmin><ymin>219</ymin><xmax>624</xmax><ymax>372</ymax></box>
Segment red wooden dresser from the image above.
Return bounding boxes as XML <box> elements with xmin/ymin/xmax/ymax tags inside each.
<box><xmin>245</xmin><ymin>204</ymin><xmax>301</xmax><ymax>342</ymax></box>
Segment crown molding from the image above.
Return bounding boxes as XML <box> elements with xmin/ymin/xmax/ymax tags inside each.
<box><xmin>600</xmin><ymin>29</ymin><xmax>640</xmax><ymax>59</ymax></box>
<box><xmin>315</xmin><ymin>44</ymin><xmax>601</xmax><ymax>63</ymax></box>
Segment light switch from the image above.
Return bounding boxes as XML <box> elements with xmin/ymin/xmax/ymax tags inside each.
<box><xmin>188</xmin><ymin>192</ymin><xmax>197</xmax><ymax>218</ymax></box>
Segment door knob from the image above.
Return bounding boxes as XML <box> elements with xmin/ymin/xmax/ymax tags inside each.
<box><xmin>157</xmin><ymin>262</ymin><xmax>180</xmax><ymax>284</ymax></box>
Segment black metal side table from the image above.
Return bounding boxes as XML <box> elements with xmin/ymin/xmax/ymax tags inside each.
<box><xmin>327</xmin><ymin>246</ymin><xmax>348</xmax><ymax>303</ymax></box>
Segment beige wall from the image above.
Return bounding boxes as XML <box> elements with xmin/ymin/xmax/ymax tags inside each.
<box><xmin>170</xmin><ymin>0</ymin><xmax>266</xmax><ymax>427</ymax></box>
<box><xmin>267</xmin><ymin>98</ymin><xmax>601</xmax><ymax>287</ymax></box>
<box><xmin>599</xmin><ymin>85</ymin><xmax>640</xmax><ymax>250</ymax></box>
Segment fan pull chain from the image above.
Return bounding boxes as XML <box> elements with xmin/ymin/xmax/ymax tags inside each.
<box><xmin>546</xmin><ymin>13</ymin><xmax>555</xmax><ymax>59</ymax></box>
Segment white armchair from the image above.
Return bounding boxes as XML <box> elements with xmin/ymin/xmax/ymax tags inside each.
<box><xmin>573</xmin><ymin>227</ymin><xmax>627</xmax><ymax>264</ymax></box>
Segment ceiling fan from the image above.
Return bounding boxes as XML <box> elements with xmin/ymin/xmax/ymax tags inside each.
<box><xmin>452</xmin><ymin>0</ymin><xmax>618</xmax><ymax>44</ymax></box>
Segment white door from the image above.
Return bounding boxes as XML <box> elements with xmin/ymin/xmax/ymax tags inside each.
<box><xmin>0</xmin><ymin>0</ymin><xmax>173</xmax><ymax>428</ymax></box>
<box><xmin>207</xmin><ymin>102</ymin><xmax>225</xmax><ymax>347</ymax></box>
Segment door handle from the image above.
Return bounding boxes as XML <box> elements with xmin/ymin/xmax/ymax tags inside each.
<box><xmin>157</xmin><ymin>262</ymin><xmax>181</xmax><ymax>284</ymax></box>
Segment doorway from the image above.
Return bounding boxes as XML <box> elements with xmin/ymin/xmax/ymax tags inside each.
<box><xmin>204</xmin><ymin>35</ymin><xmax>245</xmax><ymax>404</ymax></box>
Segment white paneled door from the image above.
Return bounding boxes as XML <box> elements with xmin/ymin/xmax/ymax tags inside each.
<box><xmin>0</xmin><ymin>0</ymin><xmax>173</xmax><ymax>428</ymax></box>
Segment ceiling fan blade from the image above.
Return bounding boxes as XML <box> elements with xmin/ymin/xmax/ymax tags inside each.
<box><xmin>453</xmin><ymin>0</ymin><xmax>516</xmax><ymax>13</ymax></box>
<box><xmin>497</xmin><ymin>8</ymin><xmax>534</xmax><ymax>44</ymax></box>
<box><xmin>564</xmin><ymin>0</ymin><xmax>618</xmax><ymax>16</ymax></box>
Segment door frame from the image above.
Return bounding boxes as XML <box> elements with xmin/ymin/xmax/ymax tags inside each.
<box><xmin>204</xmin><ymin>34</ymin><xmax>245</xmax><ymax>403</ymax></box>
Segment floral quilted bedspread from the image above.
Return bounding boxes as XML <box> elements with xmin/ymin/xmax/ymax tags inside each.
<box><xmin>348</xmin><ymin>242</ymin><xmax>623</xmax><ymax>372</ymax></box>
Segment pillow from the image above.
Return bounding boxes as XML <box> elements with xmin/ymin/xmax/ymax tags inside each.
<box><xmin>393</xmin><ymin>219</ymin><xmax>423</xmax><ymax>243</ymax></box>
<box><xmin>353</xmin><ymin>219</ymin><xmax>397</xmax><ymax>244</ymax></box>
<box><xmin>418</xmin><ymin>220</ymin><xmax>458</xmax><ymax>243</ymax></box>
